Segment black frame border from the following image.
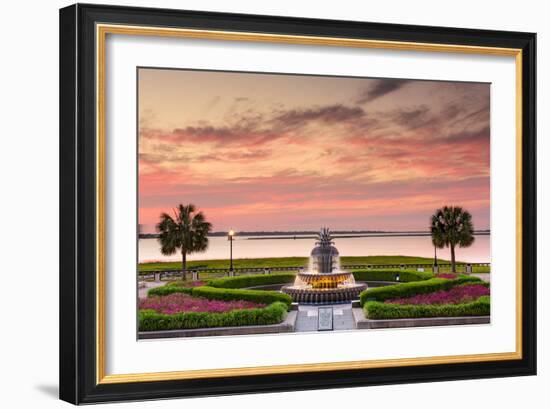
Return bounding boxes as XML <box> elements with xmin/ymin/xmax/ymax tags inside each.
<box><xmin>59</xmin><ymin>3</ymin><xmax>536</xmax><ymax>404</ymax></box>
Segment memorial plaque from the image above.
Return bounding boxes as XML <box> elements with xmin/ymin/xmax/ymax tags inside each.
<box><xmin>318</xmin><ymin>307</ymin><xmax>334</xmax><ymax>331</ymax></box>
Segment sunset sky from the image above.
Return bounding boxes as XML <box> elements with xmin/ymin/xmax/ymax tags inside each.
<box><xmin>138</xmin><ymin>68</ymin><xmax>490</xmax><ymax>233</ymax></box>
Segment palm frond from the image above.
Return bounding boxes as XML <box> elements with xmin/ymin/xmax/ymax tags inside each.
<box><xmin>156</xmin><ymin>203</ymin><xmax>212</xmax><ymax>256</ymax></box>
<box><xmin>429</xmin><ymin>205</ymin><xmax>475</xmax><ymax>250</ymax></box>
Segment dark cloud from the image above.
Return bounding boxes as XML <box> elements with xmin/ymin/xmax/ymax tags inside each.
<box><xmin>141</xmin><ymin>95</ymin><xmax>489</xmax><ymax>168</ymax></box>
<box><xmin>382</xmin><ymin>98</ymin><xmax>489</xmax><ymax>134</ymax></box>
<box><xmin>271</xmin><ymin>104</ymin><xmax>365</xmax><ymax>128</ymax></box>
<box><xmin>449</xmin><ymin>103</ymin><xmax>490</xmax><ymax>127</ymax></box>
<box><xmin>446</xmin><ymin>126</ymin><xmax>490</xmax><ymax>144</ymax></box>
<box><xmin>144</xmin><ymin>104</ymin><xmax>368</xmax><ymax>149</ymax></box>
<box><xmin>173</xmin><ymin>125</ymin><xmax>237</xmax><ymax>138</ymax></box>
<box><xmin>439</xmin><ymin>104</ymin><xmax>463</xmax><ymax>121</ymax></box>
<box><xmin>141</xmin><ymin>124</ymin><xmax>280</xmax><ymax>155</ymax></box>
<box><xmin>197</xmin><ymin>149</ymin><xmax>273</xmax><ymax>162</ymax></box>
<box><xmin>356</xmin><ymin>79</ymin><xmax>410</xmax><ymax>104</ymax></box>
<box><xmin>390</xmin><ymin>106</ymin><xmax>431</xmax><ymax>127</ymax></box>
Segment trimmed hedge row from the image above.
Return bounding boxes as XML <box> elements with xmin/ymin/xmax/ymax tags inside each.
<box><xmin>147</xmin><ymin>285</ymin><xmax>194</xmax><ymax>297</ymax></box>
<box><xmin>139</xmin><ymin>301</ymin><xmax>288</xmax><ymax>331</ymax></box>
<box><xmin>148</xmin><ymin>284</ymin><xmax>293</xmax><ymax>308</ymax></box>
<box><xmin>207</xmin><ymin>273</ymin><xmax>296</xmax><ymax>289</ymax></box>
<box><xmin>364</xmin><ymin>296</ymin><xmax>490</xmax><ymax>319</ymax></box>
<box><xmin>193</xmin><ymin>286</ymin><xmax>293</xmax><ymax>308</ymax></box>
<box><xmin>359</xmin><ymin>275</ymin><xmax>485</xmax><ymax>305</ymax></box>
<box><xmin>352</xmin><ymin>269</ymin><xmax>434</xmax><ymax>283</ymax></box>
<box><xmin>164</xmin><ymin>280</ymin><xmax>204</xmax><ymax>287</ymax></box>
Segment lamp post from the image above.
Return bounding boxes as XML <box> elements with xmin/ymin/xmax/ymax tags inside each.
<box><xmin>228</xmin><ymin>229</ymin><xmax>235</xmax><ymax>275</ymax></box>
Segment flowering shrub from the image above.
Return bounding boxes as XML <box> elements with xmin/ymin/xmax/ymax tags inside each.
<box><xmin>364</xmin><ymin>296</ymin><xmax>490</xmax><ymax>319</ymax></box>
<box><xmin>139</xmin><ymin>301</ymin><xmax>288</xmax><ymax>331</ymax></box>
<box><xmin>139</xmin><ymin>293</ymin><xmax>265</xmax><ymax>314</ymax></box>
<box><xmin>360</xmin><ymin>276</ymin><xmax>483</xmax><ymax>305</ymax></box>
<box><xmin>386</xmin><ymin>284</ymin><xmax>489</xmax><ymax>305</ymax></box>
<box><xmin>436</xmin><ymin>273</ymin><xmax>458</xmax><ymax>279</ymax></box>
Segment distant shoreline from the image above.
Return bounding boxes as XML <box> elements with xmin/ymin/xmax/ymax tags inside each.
<box><xmin>139</xmin><ymin>230</ymin><xmax>491</xmax><ymax>239</ymax></box>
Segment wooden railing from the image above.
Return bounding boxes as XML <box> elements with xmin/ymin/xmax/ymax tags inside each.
<box><xmin>138</xmin><ymin>262</ymin><xmax>490</xmax><ymax>281</ymax></box>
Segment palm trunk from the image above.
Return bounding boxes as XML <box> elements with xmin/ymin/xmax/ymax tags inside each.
<box><xmin>450</xmin><ymin>244</ymin><xmax>456</xmax><ymax>273</ymax></box>
<box><xmin>182</xmin><ymin>250</ymin><xmax>187</xmax><ymax>273</ymax></box>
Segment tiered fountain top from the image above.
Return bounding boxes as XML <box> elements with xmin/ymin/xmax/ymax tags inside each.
<box><xmin>310</xmin><ymin>227</ymin><xmax>339</xmax><ymax>274</ymax></box>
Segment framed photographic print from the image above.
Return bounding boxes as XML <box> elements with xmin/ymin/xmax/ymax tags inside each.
<box><xmin>59</xmin><ymin>3</ymin><xmax>537</xmax><ymax>404</ymax></box>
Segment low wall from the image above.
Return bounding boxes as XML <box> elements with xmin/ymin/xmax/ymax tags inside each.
<box><xmin>138</xmin><ymin>311</ymin><xmax>297</xmax><ymax>339</ymax></box>
<box><xmin>352</xmin><ymin>308</ymin><xmax>490</xmax><ymax>329</ymax></box>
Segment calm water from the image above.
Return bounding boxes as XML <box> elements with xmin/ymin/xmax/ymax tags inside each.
<box><xmin>139</xmin><ymin>234</ymin><xmax>490</xmax><ymax>264</ymax></box>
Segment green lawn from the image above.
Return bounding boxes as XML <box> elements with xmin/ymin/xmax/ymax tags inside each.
<box><xmin>342</xmin><ymin>255</ymin><xmax>440</xmax><ymax>265</ymax></box>
<box><xmin>139</xmin><ymin>255</ymin><xmax>458</xmax><ymax>272</ymax></box>
<box><xmin>139</xmin><ymin>257</ymin><xmax>308</xmax><ymax>272</ymax></box>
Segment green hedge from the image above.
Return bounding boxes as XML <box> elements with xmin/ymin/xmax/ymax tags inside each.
<box><xmin>359</xmin><ymin>276</ymin><xmax>484</xmax><ymax>305</ymax></box>
<box><xmin>364</xmin><ymin>296</ymin><xmax>490</xmax><ymax>319</ymax></box>
<box><xmin>352</xmin><ymin>269</ymin><xmax>434</xmax><ymax>283</ymax></box>
<box><xmin>207</xmin><ymin>273</ymin><xmax>296</xmax><ymax>289</ymax></box>
<box><xmin>164</xmin><ymin>280</ymin><xmax>196</xmax><ymax>287</ymax></box>
<box><xmin>192</xmin><ymin>286</ymin><xmax>293</xmax><ymax>308</ymax></box>
<box><xmin>147</xmin><ymin>285</ymin><xmax>194</xmax><ymax>297</ymax></box>
<box><xmin>148</xmin><ymin>284</ymin><xmax>292</xmax><ymax>307</ymax></box>
<box><xmin>139</xmin><ymin>301</ymin><xmax>288</xmax><ymax>331</ymax></box>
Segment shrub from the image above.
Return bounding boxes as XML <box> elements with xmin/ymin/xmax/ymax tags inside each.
<box><xmin>147</xmin><ymin>276</ymin><xmax>293</xmax><ymax>307</ymax></box>
<box><xmin>148</xmin><ymin>285</ymin><xmax>194</xmax><ymax>297</ymax></box>
<box><xmin>386</xmin><ymin>284</ymin><xmax>490</xmax><ymax>305</ymax></box>
<box><xmin>359</xmin><ymin>276</ymin><xmax>484</xmax><ymax>305</ymax></box>
<box><xmin>139</xmin><ymin>301</ymin><xmax>288</xmax><ymax>331</ymax></box>
<box><xmin>165</xmin><ymin>280</ymin><xmax>205</xmax><ymax>287</ymax></box>
<box><xmin>140</xmin><ymin>293</ymin><xmax>265</xmax><ymax>314</ymax></box>
<box><xmin>364</xmin><ymin>296</ymin><xmax>490</xmax><ymax>319</ymax></box>
<box><xmin>207</xmin><ymin>273</ymin><xmax>296</xmax><ymax>289</ymax></box>
<box><xmin>352</xmin><ymin>269</ymin><xmax>434</xmax><ymax>283</ymax></box>
<box><xmin>192</xmin><ymin>286</ymin><xmax>293</xmax><ymax>308</ymax></box>
<box><xmin>436</xmin><ymin>273</ymin><xmax>458</xmax><ymax>279</ymax></box>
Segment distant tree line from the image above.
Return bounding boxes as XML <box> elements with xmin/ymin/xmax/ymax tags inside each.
<box><xmin>140</xmin><ymin>228</ymin><xmax>489</xmax><ymax>239</ymax></box>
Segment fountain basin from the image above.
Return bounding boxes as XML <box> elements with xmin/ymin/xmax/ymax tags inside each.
<box><xmin>281</xmin><ymin>282</ymin><xmax>367</xmax><ymax>304</ymax></box>
<box><xmin>294</xmin><ymin>271</ymin><xmax>352</xmax><ymax>288</ymax></box>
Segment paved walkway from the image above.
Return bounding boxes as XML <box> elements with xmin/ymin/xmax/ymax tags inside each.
<box><xmin>472</xmin><ymin>273</ymin><xmax>490</xmax><ymax>283</ymax></box>
<box><xmin>295</xmin><ymin>304</ymin><xmax>355</xmax><ymax>332</ymax></box>
<box><xmin>138</xmin><ymin>281</ymin><xmax>165</xmax><ymax>299</ymax></box>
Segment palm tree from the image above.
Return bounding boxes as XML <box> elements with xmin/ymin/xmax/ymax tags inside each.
<box><xmin>156</xmin><ymin>204</ymin><xmax>213</xmax><ymax>272</ymax></box>
<box><xmin>430</xmin><ymin>206</ymin><xmax>475</xmax><ymax>273</ymax></box>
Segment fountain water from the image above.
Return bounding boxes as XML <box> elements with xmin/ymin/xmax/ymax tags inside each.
<box><xmin>282</xmin><ymin>228</ymin><xmax>367</xmax><ymax>304</ymax></box>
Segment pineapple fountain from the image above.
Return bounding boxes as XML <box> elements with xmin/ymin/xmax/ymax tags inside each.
<box><xmin>281</xmin><ymin>228</ymin><xmax>367</xmax><ymax>304</ymax></box>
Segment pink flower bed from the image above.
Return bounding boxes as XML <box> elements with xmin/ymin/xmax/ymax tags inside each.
<box><xmin>139</xmin><ymin>293</ymin><xmax>265</xmax><ymax>314</ymax></box>
<box><xmin>386</xmin><ymin>284</ymin><xmax>490</xmax><ymax>305</ymax></box>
